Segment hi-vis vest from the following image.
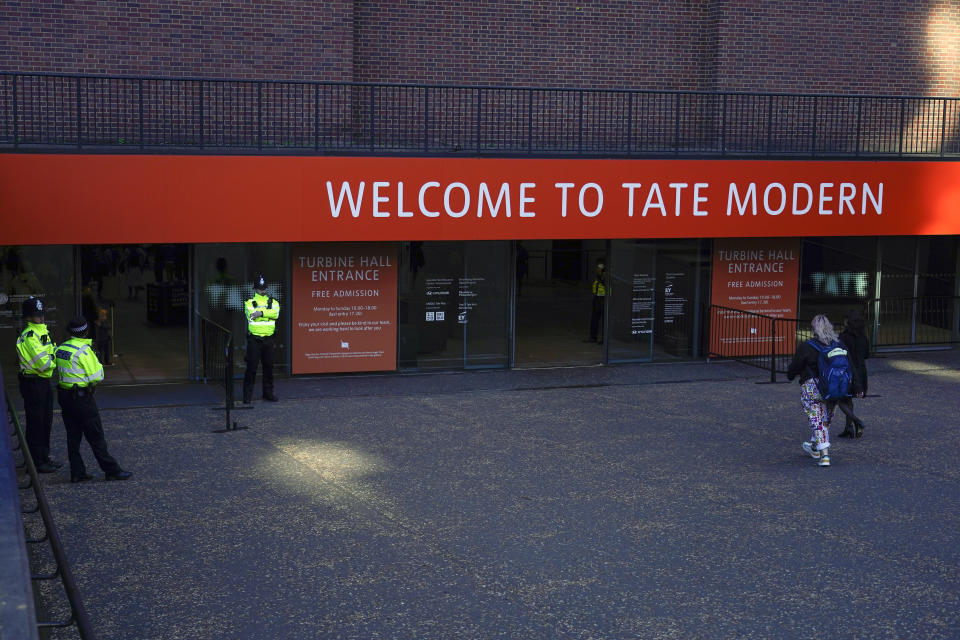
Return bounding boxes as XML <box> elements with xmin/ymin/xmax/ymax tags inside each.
<box><xmin>17</xmin><ymin>322</ymin><xmax>55</xmax><ymax>378</ymax></box>
<box><xmin>245</xmin><ymin>293</ymin><xmax>279</xmax><ymax>337</ymax></box>
<box><xmin>55</xmin><ymin>337</ymin><xmax>104</xmax><ymax>389</ymax></box>
<box><xmin>591</xmin><ymin>277</ymin><xmax>607</xmax><ymax>297</ymax></box>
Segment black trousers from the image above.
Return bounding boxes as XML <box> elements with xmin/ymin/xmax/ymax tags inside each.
<box><xmin>243</xmin><ymin>335</ymin><xmax>275</xmax><ymax>401</ymax></box>
<box><xmin>57</xmin><ymin>387</ymin><xmax>120</xmax><ymax>477</ymax></box>
<box><xmin>18</xmin><ymin>374</ymin><xmax>53</xmax><ymax>463</ymax></box>
<box><xmin>589</xmin><ymin>295</ymin><xmax>605</xmax><ymax>342</ymax></box>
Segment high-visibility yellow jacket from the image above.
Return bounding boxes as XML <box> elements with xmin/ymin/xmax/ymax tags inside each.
<box><xmin>16</xmin><ymin>322</ymin><xmax>55</xmax><ymax>378</ymax></box>
<box><xmin>55</xmin><ymin>337</ymin><xmax>104</xmax><ymax>389</ymax></box>
<box><xmin>591</xmin><ymin>277</ymin><xmax>607</xmax><ymax>297</ymax></box>
<box><xmin>245</xmin><ymin>293</ymin><xmax>279</xmax><ymax>337</ymax></box>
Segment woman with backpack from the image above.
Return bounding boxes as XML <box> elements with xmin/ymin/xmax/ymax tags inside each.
<box><xmin>838</xmin><ymin>309</ymin><xmax>870</xmax><ymax>438</ymax></box>
<box><xmin>786</xmin><ymin>314</ymin><xmax>863</xmax><ymax>467</ymax></box>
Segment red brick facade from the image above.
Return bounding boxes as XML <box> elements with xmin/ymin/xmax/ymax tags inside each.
<box><xmin>1</xmin><ymin>1</ymin><xmax>958</xmax><ymax>96</ymax></box>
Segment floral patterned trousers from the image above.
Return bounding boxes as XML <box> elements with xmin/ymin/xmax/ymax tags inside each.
<box><xmin>800</xmin><ymin>379</ymin><xmax>835</xmax><ymax>451</ymax></box>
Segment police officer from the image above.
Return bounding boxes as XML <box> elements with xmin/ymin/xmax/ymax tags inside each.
<box><xmin>243</xmin><ymin>273</ymin><xmax>280</xmax><ymax>403</ymax></box>
<box><xmin>55</xmin><ymin>318</ymin><xmax>131</xmax><ymax>483</ymax></box>
<box><xmin>16</xmin><ymin>296</ymin><xmax>62</xmax><ymax>473</ymax></box>
<box><xmin>585</xmin><ymin>257</ymin><xmax>607</xmax><ymax>344</ymax></box>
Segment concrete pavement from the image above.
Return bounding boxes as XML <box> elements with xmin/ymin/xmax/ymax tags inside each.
<box><xmin>20</xmin><ymin>351</ymin><xmax>960</xmax><ymax>639</ymax></box>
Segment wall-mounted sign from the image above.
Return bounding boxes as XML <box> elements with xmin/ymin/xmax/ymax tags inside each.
<box><xmin>4</xmin><ymin>155</ymin><xmax>960</xmax><ymax>245</ymax></box>
<box><xmin>291</xmin><ymin>243</ymin><xmax>398</xmax><ymax>373</ymax></box>
<box><xmin>709</xmin><ymin>237</ymin><xmax>801</xmax><ymax>357</ymax></box>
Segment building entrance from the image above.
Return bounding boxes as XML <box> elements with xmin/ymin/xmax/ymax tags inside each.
<box><xmin>80</xmin><ymin>244</ymin><xmax>190</xmax><ymax>382</ymax></box>
<box><xmin>513</xmin><ymin>240</ymin><xmax>607</xmax><ymax>368</ymax></box>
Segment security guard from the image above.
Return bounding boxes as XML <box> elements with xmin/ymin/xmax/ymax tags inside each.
<box><xmin>586</xmin><ymin>258</ymin><xmax>607</xmax><ymax>344</ymax></box>
<box><xmin>243</xmin><ymin>273</ymin><xmax>280</xmax><ymax>403</ymax></box>
<box><xmin>16</xmin><ymin>296</ymin><xmax>62</xmax><ymax>473</ymax></box>
<box><xmin>55</xmin><ymin>318</ymin><xmax>131</xmax><ymax>483</ymax></box>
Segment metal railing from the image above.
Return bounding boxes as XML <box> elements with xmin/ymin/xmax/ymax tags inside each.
<box><xmin>867</xmin><ymin>296</ymin><xmax>960</xmax><ymax>347</ymax></box>
<box><xmin>5</xmin><ymin>385</ymin><xmax>96</xmax><ymax>640</ymax></box>
<box><xmin>2</xmin><ymin>72</ymin><xmax>959</xmax><ymax>157</ymax></box>
<box><xmin>709</xmin><ymin>297</ymin><xmax>960</xmax><ymax>379</ymax></box>
<box><xmin>707</xmin><ymin>305</ymin><xmax>809</xmax><ymax>381</ymax></box>
<box><xmin>199</xmin><ymin>316</ymin><xmax>245</xmax><ymax>432</ymax></box>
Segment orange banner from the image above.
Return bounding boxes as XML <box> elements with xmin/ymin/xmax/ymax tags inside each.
<box><xmin>291</xmin><ymin>243</ymin><xmax>398</xmax><ymax>373</ymax></box>
<box><xmin>2</xmin><ymin>154</ymin><xmax>960</xmax><ymax>245</ymax></box>
<box><xmin>709</xmin><ymin>238</ymin><xmax>801</xmax><ymax>357</ymax></box>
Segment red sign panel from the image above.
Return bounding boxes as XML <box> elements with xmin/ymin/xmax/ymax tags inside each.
<box><xmin>709</xmin><ymin>238</ymin><xmax>801</xmax><ymax>357</ymax></box>
<box><xmin>2</xmin><ymin>154</ymin><xmax>960</xmax><ymax>245</ymax></box>
<box><xmin>291</xmin><ymin>243</ymin><xmax>398</xmax><ymax>373</ymax></box>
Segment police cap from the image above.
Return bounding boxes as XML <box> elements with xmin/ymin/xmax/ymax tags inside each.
<box><xmin>253</xmin><ymin>274</ymin><xmax>267</xmax><ymax>290</ymax></box>
<box><xmin>22</xmin><ymin>296</ymin><xmax>44</xmax><ymax>318</ymax></box>
<box><xmin>67</xmin><ymin>317</ymin><xmax>89</xmax><ymax>335</ymax></box>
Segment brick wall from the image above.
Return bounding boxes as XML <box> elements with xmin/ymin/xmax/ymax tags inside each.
<box><xmin>0</xmin><ymin>0</ymin><xmax>354</xmax><ymax>81</ymax></box>
<box><xmin>1</xmin><ymin>1</ymin><xmax>957</xmax><ymax>95</ymax></box>
<box><xmin>353</xmin><ymin>1</ymin><xmax>711</xmax><ymax>90</ymax></box>
<box><xmin>712</xmin><ymin>0</ymin><xmax>960</xmax><ymax>96</ymax></box>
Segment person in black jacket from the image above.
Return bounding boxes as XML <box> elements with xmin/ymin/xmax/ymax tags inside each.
<box><xmin>838</xmin><ymin>309</ymin><xmax>870</xmax><ymax>438</ymax></box>
<box><xmin>786</xmin><ymin>314</ymin><xmax>863</xmax><ymax>467</ymax></box>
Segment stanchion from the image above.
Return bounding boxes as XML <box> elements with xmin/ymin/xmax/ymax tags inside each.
<box><xmin>212</xmin><ymin>336</ymin><xmax>251</xmax><ymax>433</ymax></box>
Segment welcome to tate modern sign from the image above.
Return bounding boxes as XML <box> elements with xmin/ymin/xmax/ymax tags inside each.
<box><xmin>3</xmin><ymin>155</ymin><xmax>959</xmax><ymax>244</ymax></box>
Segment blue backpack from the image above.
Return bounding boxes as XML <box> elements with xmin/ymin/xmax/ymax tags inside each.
<box><xmin>806</xmin><ymin>339</ymin><xmax>853</xmax><ymax>400</ymax></box>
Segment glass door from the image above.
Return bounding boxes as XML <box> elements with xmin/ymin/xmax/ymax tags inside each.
<box><xmin>398</xmin><ymin>241</ymin><xmax>510</xmax><ymax>370</ymax></box>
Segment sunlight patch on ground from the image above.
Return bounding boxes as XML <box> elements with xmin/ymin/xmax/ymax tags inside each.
<box><xmin>273</xmin><ymin>440</ymin><xmax>390</xmax><ymax>483</ymax></box>
<box><xmin>885</xmin><ymin>358</ymin><xmax>960</xmax><ymax>382</ymax></box>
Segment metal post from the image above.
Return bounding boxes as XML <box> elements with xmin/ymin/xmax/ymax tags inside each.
<box><xmin>527</xmin><ymin>89</ymin><xmax>533</xmax><ymax>154</ymax></box>
<box><xmin>898</xmin><ymin>97</ymin><xmax>905</xmax><ymax>156</ymax></box>
<box><xmin>423</xmin><ymin>86</ymin><xmax>430</xmax><ymax>153</ymax></box>
<box><xmin>138</xmin><ymin>78</ymin><xmax>144</xmax><ymax>149</ymax></box>
<box><xmin>369</xmin><ymin>84</ymin><xmax>375</xmax><ymax>152</ymax></box>
<box><xmin>941</xmin><ymin>99</ymin><xmax>948</xmax><ymax>158</ymax></box>
<box><xmin>721</xmin><ymin>93</ymin><xmax>727</xmax><ymax>155</ymax></box>
<box><xmin>76</xmin><ymin>76</ymin><xmax>82</xmax><ymax>148</ymax></box>
<box><xmin>769</xmin><ymin>318</ymin><xmax>777</xmax><ymax>383</ymax></box>
<box><xmin>811</xmin><ymin>95</ymin><xmax>818</xmax><ymax>155</ymax></box>
<box><xmin>475</xmin><ymin>87</ymin><xmax>481</xmax><ymax>153</ymax></box>
<box><xmin>855</xmin><ymin>96</ymin><xmax>862</xmax><ymax>156</ymax></box>
<box><xmin>12</xmin><ymin>74</ymin><xmax>18</xmax><ymax>148</ymax></box>
<box><xmin>314</xmin><ymin>83</ymin><xmax>320</xmax><ymax>152</ymax></box>
<box><xmin>198</xmin><ymin>81</ymin><xmax>204</xmax><ymax>148</ymax></box>
<box><xmin>674</xmin><ymin>93</ymin><xmax>680</xmax><ymax>154</ymax></box>
<box><xmin>766</xmin><ymin>94</ymin><xmax>773</xmax><ymax>155</ymax></box>
<box><xmin>577</xmin><ymin>90</ymin><xmax>583</xmax><ymax>154</ymax></box>
<box><xmin>257</xmin><ymin>82</ymin><xmax>262</xmax><ymax>151</ymax></box>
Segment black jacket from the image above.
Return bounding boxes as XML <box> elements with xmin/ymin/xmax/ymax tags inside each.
<box><xmin>839</xmin><ymin>329</ymin><xmax>870</xmax><ymax>394</ymax></box>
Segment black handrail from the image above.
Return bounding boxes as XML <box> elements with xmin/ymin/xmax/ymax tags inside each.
<box><xmin>5</xmin><ymin>388</ymin><xmax>97</xmax><ymax>640</ymax></box>
<box><xmin>1</xmin><ymin>72</ymin><xmax>958</xmax><ymax>157</ymax></box>
<box><xmin>199</xmin><ymin>316</ymin><xmax>246</xmax><ymax>431</ymax></box>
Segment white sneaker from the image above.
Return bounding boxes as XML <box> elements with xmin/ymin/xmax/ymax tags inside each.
<box><xmin>802</xmin><ymin>441</ymin><xmax>821</xmax><ymax>459</ymax></box>
<box><xmin>819</xmin><ymin>452</ymin><xmax>831</xmax><ymax>467</ymax></box>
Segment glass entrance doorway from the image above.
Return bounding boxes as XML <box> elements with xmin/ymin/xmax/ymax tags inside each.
<box><xmin>514</xmin><ymin>240</ymin><xmax>607</xmax><ymax>367</ymax></box>
<box><xmin>80</xmin><ymin>244</ymin><xmax>190</xmax><ymax>382</ymax></box>
<box><xmin>607</xmin><ymin>239</ymin><xmax>706</xmax><ymax>363</ymax></box>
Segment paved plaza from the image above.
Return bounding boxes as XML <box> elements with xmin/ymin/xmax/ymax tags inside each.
<box><xmin>21</xmin><ymin>351</ymin><xmax>960</xmax><ymax>639</ymax></box>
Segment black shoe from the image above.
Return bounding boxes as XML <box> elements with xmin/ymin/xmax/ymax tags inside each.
<box><xmin>46</xmin><ymin>458</ymin><xmax>64</xmax><ymax>469</ymax></box>
<box><xmin>71</xmin><ymin>474</ymin><xmax>94</xmax><ymax>483</ymax></box>
<box><xmin>35</xmin><ymin>461</ymin><xmax>57</xmax><ymax>473</ymax></box>
<box><xmin>105</xmin><ymin>470</ymin><xmax>132</xmax><ymax>481</ymax></box>
<box><xmin>854</xmin><ymin>419</ymin><xmax>865</xmax><ymax>438</ymax></box>
<box><xmin>263</xmin><ymin>393</ymin><xmax>279</xmax><ymax>402</ymax></box>
<box><xmin>837</xmin><ymin>429</ymin><xmax>855</xmax><ymax>438</ymax></box>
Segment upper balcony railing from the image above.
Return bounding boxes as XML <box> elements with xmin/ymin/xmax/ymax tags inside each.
<box><xmin>1</xmin><ymin>72</ymin><xmax>959</xmax><ymax>158</ymax></box>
